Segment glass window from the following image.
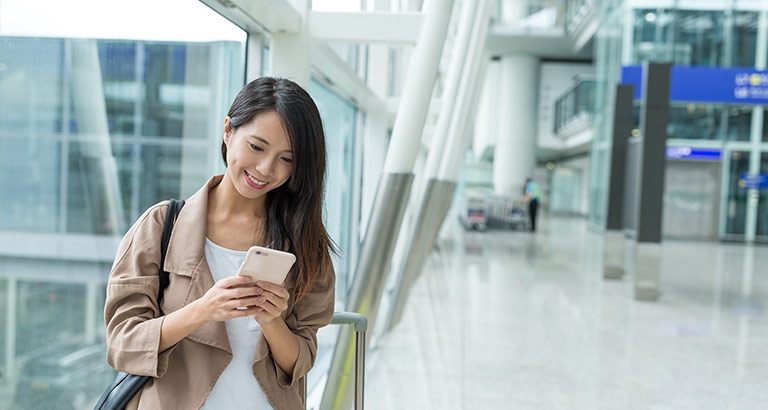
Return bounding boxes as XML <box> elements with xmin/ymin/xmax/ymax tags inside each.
<box><xmin>305</xmin><ymin>78</ymin><xmax>358</xmax><ymax>402</ymax></box>
<box><xmin>732</xmin><ymin>11</ymin><xmax>758</xmax><ymax>68</ymax></box>
<box><xmin>757</xmin><ymin>153</ymin><xmax>768</xmax><ymax>241</ymax></box>
<box><xmin>725</xmin><ymin>150</ymin><xmax>750</xmax><ymax>236</ymax></box>
<box><xmin>0</xmin><ymin>1</ymin><xmax>246</xmax><ymax>408</ymax></box>
<box><xmin>0</xmin><ymin>137</ymin><xmax>61</xmax><ymax>232</ymax></box>
<box><xmin>666</xmin><ymin>104</ymin><xmax>752</xmax><ymax>141</ymax></box>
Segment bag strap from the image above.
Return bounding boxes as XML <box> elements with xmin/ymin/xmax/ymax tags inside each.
<box><xmin>158</xmin><ymin>199</ymin><xmax>184</xmax><ymax>304</ymax></box>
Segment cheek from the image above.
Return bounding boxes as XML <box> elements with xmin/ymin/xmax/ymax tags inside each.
<box><xmin>277</xmin><ymin>166</ymin><xmax>294</xmax><ymax>188</ymax></box>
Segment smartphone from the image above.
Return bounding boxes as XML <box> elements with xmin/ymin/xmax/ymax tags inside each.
<box><xmin>236</xmin><ymin>246</ymin><xmax>296</xmax><ymax>286</ymax></box>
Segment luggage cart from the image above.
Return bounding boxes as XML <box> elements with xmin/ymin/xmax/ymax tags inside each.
<box><xmin>306</xmin><ymin>312</ymin><xmax>368</xmax><ymax>410</ymax></box>
<box><xmin>487</xmin><ymin>195</ymin><xmax>529</xmax><ymax>230</ymax></box>
<box><xmin>459</xmin><ymin>194</ymin><xmax>488</xmax><ymax>231</ymax></box>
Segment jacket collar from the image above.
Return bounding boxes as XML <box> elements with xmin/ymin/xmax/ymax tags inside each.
<box><xmin>163</xmin><ymin>175</ymin><xmax>233</xmax><ymax>354</ymax></box>
<box><xmin>162</xmin><ymin>174</ymin><xmax>273</xmax><ymax>361</ymax></box>
<box><xmin>163</xmin><ymin>174</ymin><xmax>221</xmax><ymax>275</ymax></box>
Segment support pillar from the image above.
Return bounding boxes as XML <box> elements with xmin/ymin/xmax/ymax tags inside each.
<box><xmin>745</xmin><ymin>8</ymin><xmax>768</xmax><ymax>243</ymax></box>
<box><xmin>385</xmin><ymin>0</ymin><xmax>483</xmax><ymax>332</ymax></box>
<box><xmin>321</xmin><ymin>1</ymin><xmax>456</xmax><ymax>408</ymax></box>
<box><xmin>493</xmin><ymin>55</ymin><xmax>538</xmax><ymax>196</ymax></box>
<box><xmin>603</xmin><ymin>84</ymin><xmax>634</xmax><ymax>279</ymax></box>
<box><xmin>632</xmin><ymin>62</ymin><xmax>671</xmax><ymax>302</ymax></box>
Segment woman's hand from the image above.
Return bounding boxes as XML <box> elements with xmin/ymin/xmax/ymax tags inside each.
<box><xmin>193</xmin><ymin>276</ymin><xmax>263</xmax><ymax>323</ymax></box>
<box><xmin>251</xmin><ymin>281</ymin><xmax>290</xmax><ymax>325</ymax></box>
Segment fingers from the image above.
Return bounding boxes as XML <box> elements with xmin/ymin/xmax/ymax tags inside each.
<box><xmin>255</xmin><ymin>299</ymin><xmax>281</xmax><ymax>316</ymax></box>
<box><xmin>219</xmin><ymin>275</ymin><xmax>251</xmax><ymax>289</ymax></box>
<box><xmin>256</xmin><ymin>281</ymin><xmax>290</xmax><ymax>299</ymax></box>
<box><xmin>254</xmin><ymin>290</ymin><xmax>287</xmax><ymax>311</ymax></box>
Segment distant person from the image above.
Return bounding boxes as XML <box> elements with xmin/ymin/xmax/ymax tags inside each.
<box><xmin>523</xmin><ymin>177</ymin><xmax>540</xmax><ymax>232</ymax></box>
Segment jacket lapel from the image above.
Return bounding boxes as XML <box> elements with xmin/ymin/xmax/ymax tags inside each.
<box><xmin>163</xmin><ymin>175</ymin><xmax>232</xmax><ymax>355</ymax></box>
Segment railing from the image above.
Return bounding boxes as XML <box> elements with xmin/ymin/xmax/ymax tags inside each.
<box><xmin>553</xmin><ymin>76</ymin><xmax>595</xmax><ymax>136</ymax></box>
<box><xmin>307</xmin><ymin>311</ymin><xmax>368</xmax><ymax>410</ymax></box>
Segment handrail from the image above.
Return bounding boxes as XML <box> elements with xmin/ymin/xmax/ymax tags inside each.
<box><xmin>330</xmin><ymin>311</ymin><xmax>369</xmax><ymax>333</ymax></box>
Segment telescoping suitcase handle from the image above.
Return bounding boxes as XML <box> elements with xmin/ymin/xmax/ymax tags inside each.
<box><xmin>306</xmin><ymin>312</ymin><xmax>368</xmax><ymax>410</ymax></box>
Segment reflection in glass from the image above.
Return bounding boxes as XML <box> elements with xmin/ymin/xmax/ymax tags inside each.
<box><xmin>0</xmin><ymin>37</ymin><xmax>65</xmax><ymax>134</ymax></box>
<box><xmin>757</xmin><ymin>153</ymin><xmax>768</xmax><ymax>241</ymax></box>
<box><xmin>0</xmin><ymin>138</ymin><xmax>62</xmax><ymax>232</ymax></box>
<box><xmin>138</xmin><ymin>143</ymin><xmax>209</xmax><ymax>211</ymax></box>
<box><xmin>726</xmin><ymin>151</ymin><xmax>750</xmax><ymax>236</ymax></box>
<box><xmin>66</xmin><ymin>141</ymin><xmax>130</xmax><ymax>234</ymax></box>
<box><xmin>306</xmin><ymin>78</ymin><xmax>358</xmax><ymax>402</ymax></box>
<box><xmin>0</xmin><ymin>2</ymin><xmax>247</xmax><ymax>408</ymax></box>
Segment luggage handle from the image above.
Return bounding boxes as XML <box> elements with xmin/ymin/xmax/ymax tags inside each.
<box><xmin>306</xmin><ymin>311</ymin><xmax>367</xmax><ymax>410</ymax></box>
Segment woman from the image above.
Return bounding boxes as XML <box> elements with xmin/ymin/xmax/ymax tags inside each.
<box><xmin>104</xmin><ymin>77</ymin><xmax>336</xmax><ymax>410</ymax></box>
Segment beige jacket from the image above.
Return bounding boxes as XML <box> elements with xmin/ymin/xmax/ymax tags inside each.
<box><xmin>104</xmin><ymin>175</ymin><xmax>335</xmax><ymax>410</ymax></box>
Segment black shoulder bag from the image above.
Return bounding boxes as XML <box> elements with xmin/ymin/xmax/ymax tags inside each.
<box><xmin>94</xmin><ymin>199</ymin><xmax>185</xmax><ymax>410</ymax></box>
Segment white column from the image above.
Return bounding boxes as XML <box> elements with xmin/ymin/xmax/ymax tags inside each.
<box><xmin>4</xmin><ymin>278</ymin><xmax>17</xmax><ymax>389</ymax></box>
<box><xmin>473</xmin><ymin>59</ymin><xmax>499</xmax><ymax>160</ymax></box>
<box><xmin>384</xmin><ymin>0</ymin><xmax>455</xmax><ymax>173</ymax></box>
<box><xmin>493</xmin><ymin>54</ymin><xmax>539</xmax><ymax>196</ymax></box>
<box><xmin>270</xmin><ymin>0</ymin><xmax>311</xmax><ymax>88</ymax></box>
<box><xmin>70</xmin><ymin>39</ymin><xmax>126</xmax><ymax>233</ymax></box>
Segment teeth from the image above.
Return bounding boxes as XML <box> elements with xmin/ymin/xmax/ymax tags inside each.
<box><xmin>247</xmin><ymin>173</ymin><xmax>267</xmax><ymax>186</ymax></box>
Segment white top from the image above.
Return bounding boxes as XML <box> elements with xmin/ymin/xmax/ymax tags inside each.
<box><xmin>200</xmin><ymin>238</ymin><xmax>274</xmax><ymax>410</ymax></box>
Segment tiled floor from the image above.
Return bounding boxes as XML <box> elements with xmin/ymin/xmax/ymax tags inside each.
<box><xmin>365</xmin><ymin>216</ymin><xmax>768</xmax><ymax>410</ymax></box>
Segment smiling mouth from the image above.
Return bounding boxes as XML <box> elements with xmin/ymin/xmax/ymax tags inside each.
<box><xmin>244</xmin><ymin>170</ymin><xmax>268</xmax><ymax>188</ymax></box>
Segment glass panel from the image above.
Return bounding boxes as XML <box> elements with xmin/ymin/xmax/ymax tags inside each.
<box><xmin>138</xmin><ymin>143</ymin><xmax>209</xmax><ymax>211</ymax></box>
<box><xmin>311</xmin><ymin>79</ymin><xmax>357</xmax><ymax>285</ymax></box>
<box><xmin>98</xmin><ymin>41</ymin><xmax>138</xmax><ymax>136</ymax></box>
<box><xmin>732</xmin><ymin>11</ymin><xmax>758</xmax><ymax>68</ymax></box>
<box><xmin>725</xmin><ymin>150</ymin><xmax>750</xmax><ymax>235</ymax></box>
<box><xmin>67</xmin><ymin>141</ymin><xmax>132</xmax><ymax>234</ymax></box>
<box><xmin>666</xmin><ymin>104</ymin><xmax>751</xmax><ymax>141</ymax></box>
<box><xmin>0</xmin><ymin>2</ymin><xmax>247</xmax><ymax>409</ymax></box>
<box><xmin>141</xmin><ymin>43</ymin><xmax>212</xmax><ymax>139</ymax></box>
<box><xmin>306</xmin><ymin>78</ymin><xmax>357</xmax><ymax>401</ymax></box>
<box><xmin>0</xmin><ymin>137</ymin><xmax>61</xmax><ymax>232</ymax></box>
<box><xmin>0</xmin><ymin>37</ymin><xmax>65</xmax><ymax>134</ymax></box>
<box><xmin>757</xmin><ymin>153</ymin><xmax>768</xmax><ymax>240</ymax></box>
<box><xmin>672</xmin><ymin>10</ymin><xmax>724</xmax><ymax>67</ymax></box>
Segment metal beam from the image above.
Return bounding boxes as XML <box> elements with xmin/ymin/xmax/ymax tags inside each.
<box><xmin>320</xmin><ymin>0</ymin><xmax>456</xmax><ymax>408</ymax></box>
<box><xmin>309</xmin><ymin>11</ymin><xmax>423</xmax><ymax>43</ymax></box>
<box><xmin>207</xmin><ymin>0</ymin><xmax>302</xmax><ymax>34</ymax></box>
<box><xmin>310</xmin><ymin>44</ymin><xmax>387</xmax><ymax>114</ymax></box>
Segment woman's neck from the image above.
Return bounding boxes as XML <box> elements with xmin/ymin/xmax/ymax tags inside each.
<box><xmin>210</xmin><ymin>172</ymin><xmax>267</xmax><ymax>220</ymax></box>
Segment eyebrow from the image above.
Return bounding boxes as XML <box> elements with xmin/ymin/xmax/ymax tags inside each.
<box><xmin>249</xmin><ymin>136</ymin><xmax>292</xmax><ymax>153</ymax></box>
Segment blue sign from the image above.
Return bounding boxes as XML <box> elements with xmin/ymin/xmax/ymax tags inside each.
<box><xmin>666</xmin><ymin>147</ymin><xmax>722</xmax><ymax>161</ymax></box>
<box><xmin>621</xmin><ymin>65</ymin><xmax>768</xmax><ymax>105</ymax></box>
<box><xmin>739</xmin><ymin>173</ymin><xmax>768</xmax><ymax>189</ymax></box>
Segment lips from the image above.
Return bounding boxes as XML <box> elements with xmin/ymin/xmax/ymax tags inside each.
<box><xmin>244</xmin><ymin>170</ymin><xmax>268</xmax><ymax>189</ymax></box>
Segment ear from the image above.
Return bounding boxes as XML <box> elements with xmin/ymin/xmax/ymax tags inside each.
<box><xmin>223</xmin><ymin>116</ymin><xmax>232</xmax><ymax>145</ymax></box>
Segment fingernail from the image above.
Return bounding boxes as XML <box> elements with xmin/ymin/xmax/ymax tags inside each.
<box><xmin>258</xmin><ymin>297</ymin><xmax>265</xmax><ymax>302</ymax></box>
<box><xmin>256</xmin><ymin>281</ymin><xmax>264</xmax><ymax>287</ymax></box>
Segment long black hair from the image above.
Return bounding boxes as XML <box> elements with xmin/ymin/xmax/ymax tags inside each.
<box><xmin>222</xmin><ymin>77</ymin><xmax>335</xmax><ymax>301</ymax></box>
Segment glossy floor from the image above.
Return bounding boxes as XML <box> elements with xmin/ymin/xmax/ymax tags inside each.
<box><xmin>366</xmin><ymin>216</ymin><xmax>768</xmax><ymax>410</ymax></box>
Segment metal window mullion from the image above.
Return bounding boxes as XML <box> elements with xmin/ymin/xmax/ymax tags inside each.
<box><xmin>60</xmin><ymin>40</ymin><xmax>73</xmax><ymax>234</ymax></box>
<box><xmin>131</xmin><ymin>43</ymin><xmax>146</xmax><ymax>223</ymax></box>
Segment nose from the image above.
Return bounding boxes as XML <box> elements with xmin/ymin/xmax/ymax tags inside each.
<box><xmin>255</xmin><ymin>156</ymin><xmax>276</xmax><ymax>178</ymax></box>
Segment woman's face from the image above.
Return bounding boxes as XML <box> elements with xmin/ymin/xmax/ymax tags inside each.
<box><xmin>223</xmin><ymin>110</ymin><xmax>294</xmax><ymax>201</ymax></box>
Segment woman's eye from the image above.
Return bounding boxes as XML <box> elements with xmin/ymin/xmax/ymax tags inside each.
<box><xmin>281</xmin><ymin>157</ymin><xmax>293</xmax><ymax>164</ymax></box>
<box><xmin>249</xmin><ymin>143</ymin><xmax>263</xmax><ymax>152</ymax></box>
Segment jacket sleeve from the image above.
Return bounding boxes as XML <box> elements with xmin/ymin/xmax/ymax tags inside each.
<box><xmin>103</xmin><ymin>202</ymin><xmax>178</xmax><ymax>378</ymax></box>
<box><xmin>274</xmin><ymin>267</ymin><xmax>336</xmax><ymax>387</ymax></box>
